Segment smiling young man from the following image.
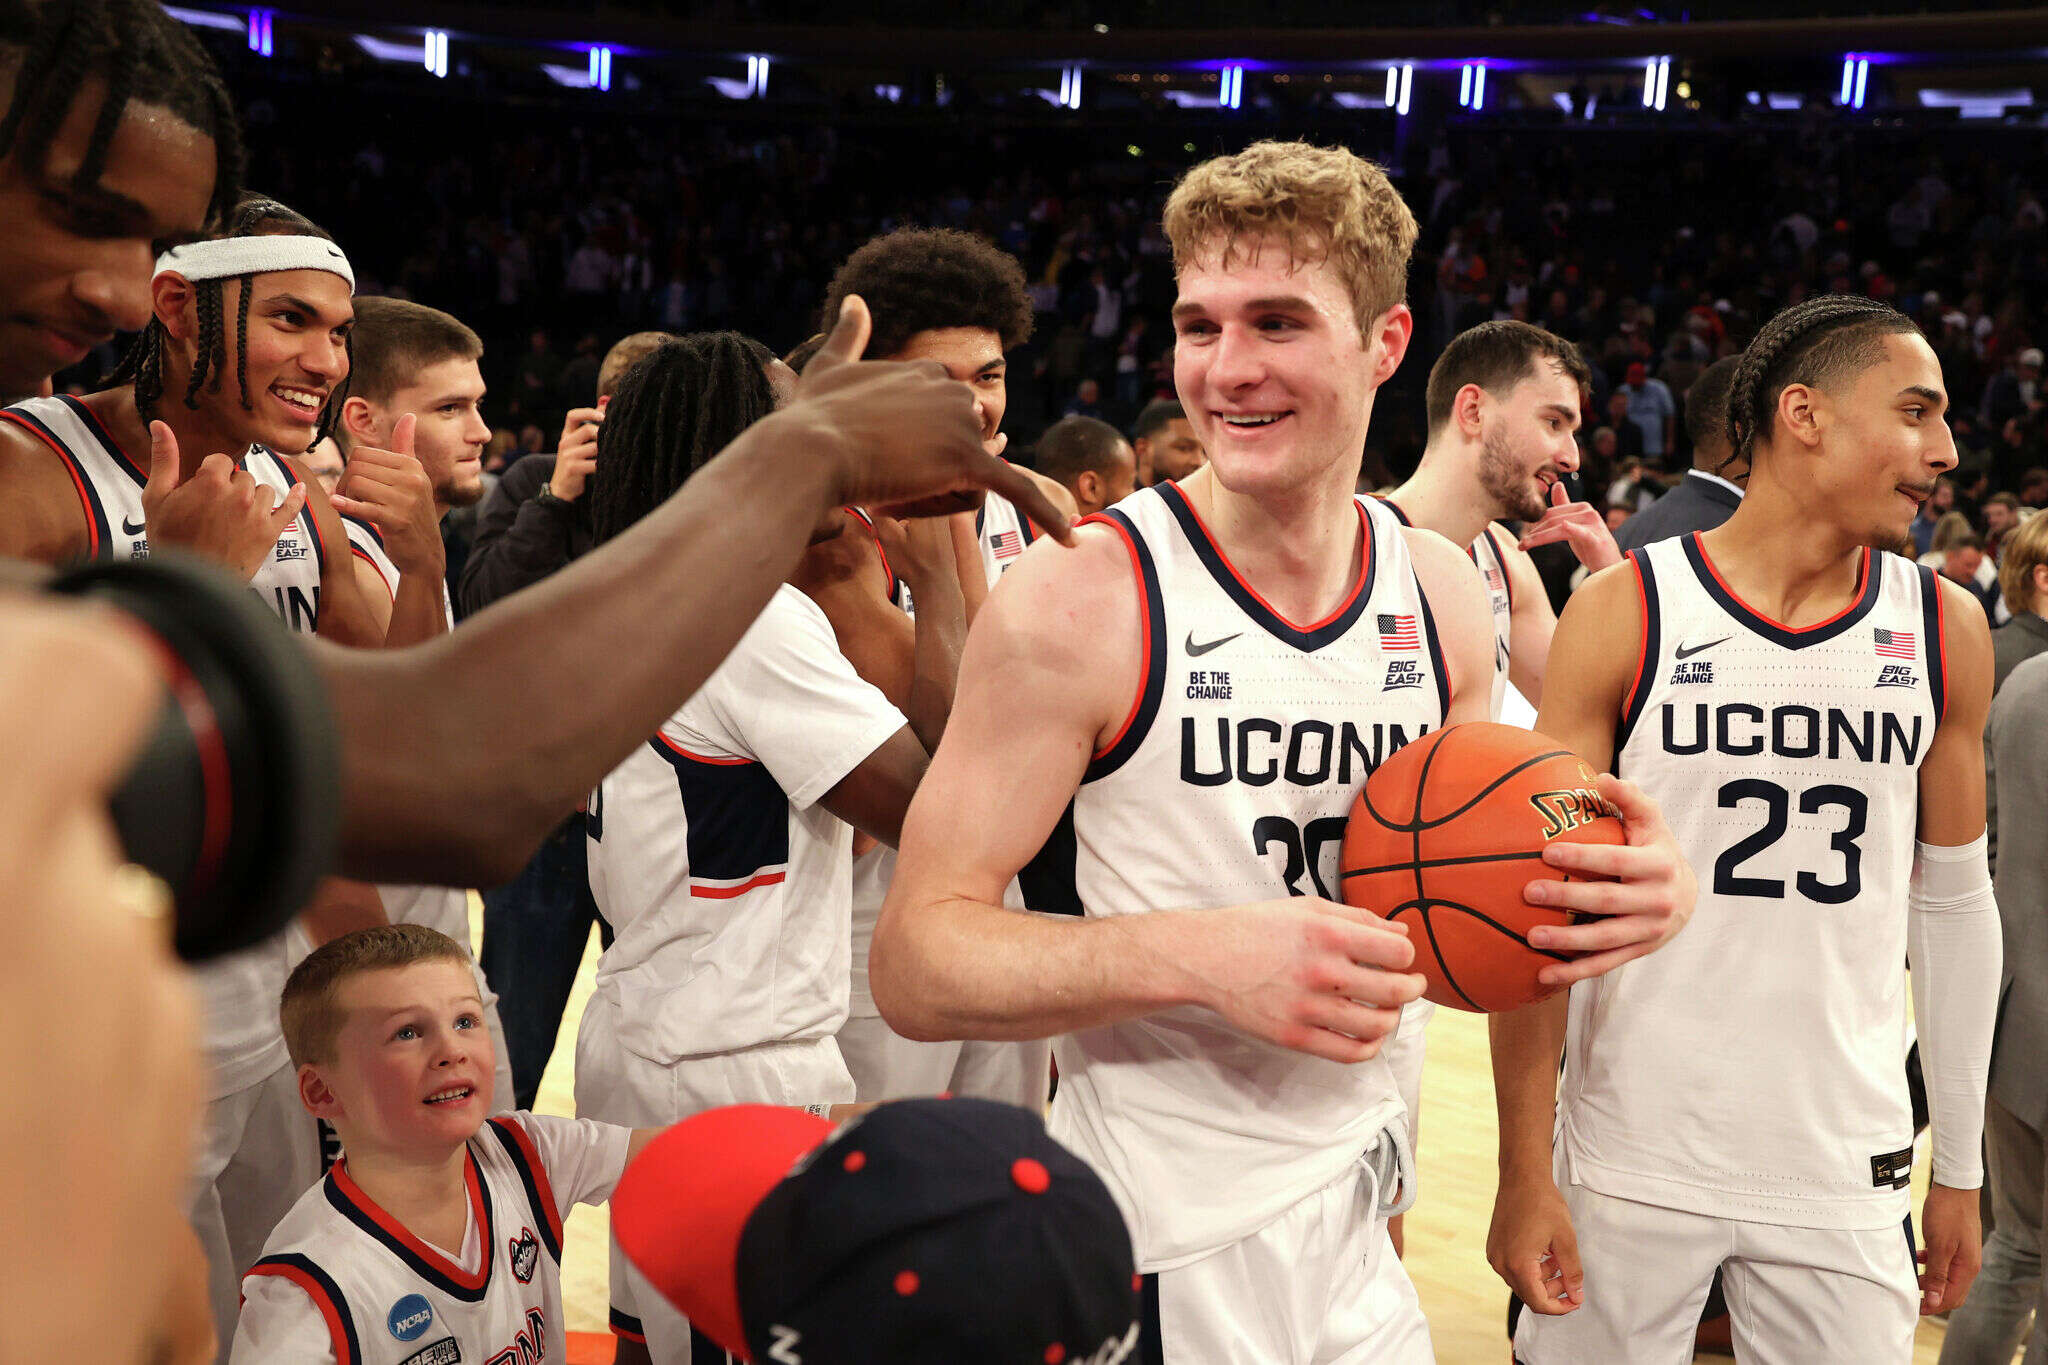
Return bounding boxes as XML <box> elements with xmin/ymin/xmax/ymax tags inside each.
<box><xmin>1496</xmin><ymin>295</ymin><xmax>2000</xmax><ymax>1362</ymax></box>
<box><xmin>871</xmin><ymin>141</ymin><xmax>1695</xmax><ymax>1361</ymax></box>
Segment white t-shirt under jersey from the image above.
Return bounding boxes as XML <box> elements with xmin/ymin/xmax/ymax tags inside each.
<box><xmin>1050</xmin><ymin>485</ymin><xmax>1449</xmax><ymax>1269</ymax></box>
<box><xmin>231</xmin><ymin>1112</ymin><xmax>627</xmax><ymax>1363</ymax></box>
<box><xmin>0</xmin><ymin>396</ymin><xmax>329</xmax><ymax>1098</ymax></box>
<box><xmin>584</xmin><ymin>584</ymin><xmax>906</xmax><ymax>1063</ymax></box>
<box><xmin>1562</xmin><ymin>535</ymin><xmax>1942</xmax><ymax>1229</ymax></box>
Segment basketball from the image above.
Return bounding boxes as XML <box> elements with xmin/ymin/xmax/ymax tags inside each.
<box><xmin>1340</xmin><ymin>723</ymin><xmax>1626</xmax><ymax>1013</ymax></box>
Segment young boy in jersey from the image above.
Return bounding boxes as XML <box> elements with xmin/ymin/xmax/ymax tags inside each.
<box><xmin>805</xmin><ymin>227</ymin><xmax>1059</xmax><ymax>1111</ymax></box>
<box><xmin>872</xmin><ymin>140</ymin><xmax>1695</xmax><ymax>1362</ymax></box>
<box><xmin>1375</xmin><ymin>319</ymin><xmax>1606</xmax><ymax>1250</ymax></box>
<box><xmin>1495</xmin><ymin>294</ymin><xmax>2000</xmax><ymax>1362</ymax></box>
<box><xmin>232</xmin><ymin>925</ymin><xmax>653</xmax><ymax>1363</ymax></box>
<box><xmin>574</xmin><ymin>331</ymin><xmax>930</xmax><ymax>1365</ymax></box>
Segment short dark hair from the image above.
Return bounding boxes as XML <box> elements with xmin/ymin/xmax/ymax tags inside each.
<box><xmin>588</xmin><ymin>331</ymin><xmax>776</xmax><ymax>545</ymax></box>
<box><xmin>1985</xmin><ymin>491</ymin><xmax>2020</xmax><ymax>513</ymax></box>
<box><xmin>1424</xmin><ymin>321</ymin><xmax>1590</xmax><ymax>435</ymax></box>
<box><xmin>106</xmin><ymin>195</ymin><xmax>346</xmax><ymax>442</ymax></box>
<box><xmin>0</xmin><ymin>0</ymin><xmax>244</xmax><ymax>227</ymax></box>
<box><xmin>1683</xmin><ymin>356</ymin><xmax>1742</xmax><ymax>467</ymax></box>
<box><xmin>346</xmin><ymin>297</ymin><xmax>482</xmax><ymax>407</ymax></box>
<box><xmin>1131</xmin><ymin>398</ymin><xmax>1187</xmax><ymax>444</ymax></box>
<box><xmin>1035</xmin><ymin>415</ymin><xmax>1130</xmax><ymax>487</ymax></box>
<box><xmin>820</xmin><ymin>228</ymin><xmax>1034</xmax><ymax>361</ymax></box>
<box><xmin>1726</xmin><ymin>295</ymin><xmax>1921</xmax><ymax>469</ymax></box>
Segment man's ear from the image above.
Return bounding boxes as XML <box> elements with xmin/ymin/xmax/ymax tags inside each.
<box><xmin>338</xmin><ymin>396</ymin><xmax>381</xmax><ymax>447</ymax></box>
<box><xmin>1076</xmin><ymin>470</ymin><xmax>1100</xmax><ymax>508</ymax></box>
<box><xmin>151</xmin><ymin>273</ymin><xmax>196</xmax><ymax>342</ymax></box>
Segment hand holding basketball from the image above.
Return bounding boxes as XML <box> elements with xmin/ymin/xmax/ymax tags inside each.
<box><xmin>1169</xmin><ymin>898</ymin><xmax>1426</xmax><ymax>1064</ymax></box>
<box><xmin>1521</xmin><ymin>773</ymin><xmax>1695</xmax><ymax>988</ymax></box>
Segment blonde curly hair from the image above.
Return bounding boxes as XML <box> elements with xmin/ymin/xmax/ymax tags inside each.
<box><xmin>1163</xmin><ymin>140</ymin><xmax>1419</xmax><ymax>340</ymax></box>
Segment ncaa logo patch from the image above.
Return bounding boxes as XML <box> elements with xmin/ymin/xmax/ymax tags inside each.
<box><xmin>389</xmin><ymin>1293</ymin><xmax>435</xmax><ymax>1341</ymax></box>
<box><xmin>510</xmin><ymin>1227</ymin><xmax>540</xmax><ymax>1284</ymax></box>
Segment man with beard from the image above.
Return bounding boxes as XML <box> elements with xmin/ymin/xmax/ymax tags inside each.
<box><xmin>1377</xmin><ymin>319</ymin><xmax>1617</xmax><ymax>1253</ymax></box>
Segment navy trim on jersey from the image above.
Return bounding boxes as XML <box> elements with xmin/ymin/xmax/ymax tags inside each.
<box><xmin>249</xmin><ymin>1252</ymin><xmax>363</xmax><ymax>1364</ymax></box>
<box><xmin>1682</xmin><ymin>533</ymin><xmax>1881</xmax><ymax>649</ymax></box>
<box><xmin>342</xmin><ymin>511</ymin><xmax>386</xmax><ymax>548</ymax></box>
<box><xmin>58</xmin><ymin>394</ymin><xmax>148</xmax><ymax>485</ymax></box>
<box><xmin>323</xmin><ymin>1157</ymin><xmax>497</xmax><ymax>1302</ymax></box>
<box><xmin>648</xmin><ymin>736</ymin><xmax>792</xmax><ymax>884</ymax></box>
<box><xmin>610</xmin><ymin>1306</ymin><xmax>647</xmax><ymax>1342</ymax></box>
<box><xmin>1082</xmin><ymin>507</ymin><xmax>1165</xmax><ymax>783</ymax></box>
<box><xmin>257</xmin><ymin>447</ymin><xmax>327</xmax><ymax>573</ymax></box>
<box><xmin>1379</xmin><ymin>496</ymin><xmax>1412</xmax><ymax>528</ymax></box>
<box><xmin>1918</xmin><ymin>563</ymin><xmax>1947</xmax><ymax>724</ymax></box>
<box><xmin>2</xmin><ymin>407</ymin><xmax>111</xmax><ymax>556</ymax></box>
<box><xmin>1413</xmin><ymin>568</ymin><xmax>1451</xmax><ymax>720</ymax></box>
<box><xmin>485</xmin><ymin>1119</ymin><xmax>564</xmax><ymax>1263</ymax></box>
<box><xmin>1615</xmin><ymin>549</ymin><xmax>1660</xmax><ymax>756</ymax></box>
<box><xmin>1158</xmin><ymin>482</ymin><xmax>1376</xmax><ymax>653</ymax></box>
<box><xmin>1138</xmin><ymin>1274</ymin><xmax>1165</xmax><ymax>1365</ymax></box>
<box><xmin>1016</xmin><ymin>799</ymin><xmax>1085</xmax><ymax>917</ymax></box>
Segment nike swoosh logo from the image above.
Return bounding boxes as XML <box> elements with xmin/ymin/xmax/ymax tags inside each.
<box><xmin>1185</xmin><ymin>631</ymin><xmax>1241</xmax><ymax>657</ymax></box>
<box><xmin>121</xmin><ymin>516</ymin><xmax>146</xmax><ymax>535</ymax></box>
<box><xmin>1675</xmin><ymin>636</ymin><xmax>1731</xmax><ymax>660</ymax></box>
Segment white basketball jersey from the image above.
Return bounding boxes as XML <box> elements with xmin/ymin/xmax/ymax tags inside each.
<box><xmin>584</xmin><ymin>585</ymin><xmax>905</xmax><ymax>1063</ymax></box>
<box><xmin>977</xmin><ymin>489</ymin><xmax>1040</xmax><ymax>585</ymax></box>
<box><xmin>1</xmin><ymin>396</ymin><xmax>330</xmax><ymax>1097</ymax></box>
<box><xmin>1050</xmin><ymin>485</ymin><xmax>1448</xmax><ymax>1270</ymax></box>
<box><xmin>232</xmin><ymin>1113</ymin><xmax>628</xmax><ymax>1365</ymax></box>
<box><xmin>1561</xmin><ymin>534</ymin><xmax>1943</xmax><ymax>1229</ymax></box>
<box><xmin>1382</xmin><ymin>497</ymin><xmax>1514</xmax><ymax>719</ymax></box>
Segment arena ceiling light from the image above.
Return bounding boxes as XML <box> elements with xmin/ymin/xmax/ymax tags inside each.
<box><xmin>1059</xmin><ymin>64</ymin><xmax>1084</xmax><ymax>110</ymax></box>
<box><xmin>354</xmin><ymin>34</ymin><xmax>428</xmax><ymax>64</ymax></box>
<box><xmin>246</xmin><ymin>8</ymin><xmax>273</xmax><ymax>57</ymax></box>
<box><xmin>1917</xmin><ymin>87</ymin><xmax>2032</xmax><ymax>118</ymax></box>
<box><xmin>1641</xmin><ymin>56</ymin><xmax>1670</xmax><ymax>110</ymax></box>
<box><xmin>164</xmin><ymin>5</ymin><xmax>244</xmax><ymax>32</ymax></box>
<box><xmin>424</xmin><ymin>30</ymin><xmax>448</xmax><ymax>79</ymax></box>
<box><xmin>1384</xmin><ymin>63</ymin><xmax>1413</xmax><ymax>116</ymax></box>
<box><xmin>589</xmin><ymin>45</ymin><xmax>614</xmax><ymax>92</ymax></box>
<box><xmin>1219</xmin><ymin>65</ymin><xmax>1245</xmax><ymax>110</ymax></box>
<box><xmin>1840</xmin><ymin>54</ymin><xmax>1869</xmax><ymax>109</ymax></box>
<box><xmin>1459</xmin><ymin>62</ymin><xmax>1487</xmax><ymax>111</ymax></box>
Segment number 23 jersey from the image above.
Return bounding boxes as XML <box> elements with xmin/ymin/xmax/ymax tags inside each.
<box><xmin>1052</xmin><ymin>484</ymin><xmax>1447</xmax><ymax>1271</ymax></box>
<box><xmin>1563</xmin><ymin>534</ymin><xmax>1945</xmax><ymax>1229</ymax></box>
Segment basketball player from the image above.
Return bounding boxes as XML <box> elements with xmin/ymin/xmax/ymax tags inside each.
<box><xmin>1037</xmin><ymin>413</ymin><xmax>1140</xmax><ymax>519</ymax></box>
<box><xmin>573</xmin><ymin>333</ymin><xmax>929</xmax><ymax>1364</ymax></box>
<box><xmin>810</xmin><ymin>228</ymin><xmax>1060</xmax><ymax>1110</ymax></box>
<box><xmin>1132</xmin><ymin>397</ymin><xmax>1207</xmax><ymax>487</ymax></box>
<box><xmin>872</xmin><ymin>141</ymin><xmax>1694</xmax><ymax>1361</ymax></box>
<box><xmin>1495</xmin><ymin>295</ymin><xmax>2000</xmax><ymax>1362</ymax></box>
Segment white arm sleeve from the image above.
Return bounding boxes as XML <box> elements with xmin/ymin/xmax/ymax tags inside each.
<box><xmin>1906</xmin><ymin>833</ymin><xmax>2002</xmax><ymax>1189</ymax></box>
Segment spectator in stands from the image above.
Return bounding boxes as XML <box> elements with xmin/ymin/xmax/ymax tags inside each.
<box><xmin>1035</xmin><ymin>415</ymin><xmax>1137</xmax><ymax>519</ymax></box>
<box><xmin>1618</xmin><ymin>361</ymin><xmax>1675</xmax><ymax>464</ymax></box>
<box><xmin>1063</xmin><ymin>376</ymin><xmax>1106</xmax><ymax>421</ymax></box>
<box><xmin>1981</xmin><ymin>347</ymin><xmax>2043</xmax><ymax>433</ymax></box>
<box><xmin>1130</xmin><ymin>398</ymin><xmax>1205</xmax><ymax>487</ymax></box>
<box><xmin>1912</xmin><ymin>476</ymin><xmax>1957</xmax><ymax>556</ymax></box>
<box><xmin>1614</xmin><ymin>356</ymin><xmax>1743</xmax><ymax>553</ymax></box>
<box><xmin>1934</xmin><ymin>531</ymin><xmax>2000</xmax><ymax>622</ymax></box>
<box><xmin>1993</xmin><ymin>512</ymin><xmax>2048</xmax><ymax>693</ymax></box>
<box><xmin>1984</xmin><ymin>493</ymin><xmax>2023</xmax><ymax>560</ymax></box>
<box><xmin>1602</xmin><ymin>390</ymin><xmax>1646</xmax><ymax>462</ymax></box>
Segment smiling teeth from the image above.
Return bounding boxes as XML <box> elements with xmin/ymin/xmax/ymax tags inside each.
<box><xmin>273</xmin><ymin>387</ymin><xmax>321</xmax><ymax>412</ymax></box>
<box><xmin>1224</xmin><ymin>414</ymin><xmax>1282</xmax><ymax>427</ymax></box>
<box><xmin>425</xmin><ymin>1087</ymin><xmax>471</xmax><ymax>1104</ymax></box>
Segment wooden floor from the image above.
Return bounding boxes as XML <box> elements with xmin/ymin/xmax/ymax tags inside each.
<box><xmin>518</xmin><ymin>914</ymin><xmax>1973</xmax><ymax>1363</ymax></box>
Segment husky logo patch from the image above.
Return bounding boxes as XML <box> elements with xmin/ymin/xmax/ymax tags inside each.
<box><xmin>510</xmin><ymin>1227</ymin><xmax>540</xmax><ymax>1284</ymax></box>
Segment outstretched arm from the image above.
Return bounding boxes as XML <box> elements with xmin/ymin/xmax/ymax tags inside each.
<box><xmin>321</xmin><ymin>297</ymin><xmax>1074</xmax><ymax>886</ymax></box>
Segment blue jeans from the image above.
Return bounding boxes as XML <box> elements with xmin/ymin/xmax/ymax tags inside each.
<box><xmin>479</xmin><ymin>818</ymin><xmax>608</xmax><ymax>1111</ymax></box>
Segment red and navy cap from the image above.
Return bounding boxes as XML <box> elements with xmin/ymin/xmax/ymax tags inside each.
<box><xmin>613</xmin><ymin>1097</ymin><xmax>1139</xmax><ymax>1364</ymax></box>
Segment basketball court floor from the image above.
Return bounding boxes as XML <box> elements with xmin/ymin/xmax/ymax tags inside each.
<box><xmin>506</xmin><ymin>911</ymin><xmax>1971</xmax><ymax>1364</ymax></box>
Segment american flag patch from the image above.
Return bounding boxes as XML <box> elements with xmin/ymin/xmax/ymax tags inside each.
<box><xmin>990</xmin><ymin>529</ymin><xmax>1023</xmax><ymax>560</ymax></box>
<box><xmin>1874</xmin><ymin>627</ymin><xmax>1916</xmax><ymax>659</ymax></box>
<box><xmin>1378</xmin><ymin>613</ymin><xmax>1419</xmax><ymax>651</ymax></box>
<box><xmin>1485</xmin><ymin>567</ymin><xmax>1506</xmax><ymax>594</ymax></box>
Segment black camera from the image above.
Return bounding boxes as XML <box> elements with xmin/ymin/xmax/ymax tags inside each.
<box><xmin>48</xmin><ymin>556</ymin><xmax>339</xmax><ymax>962</ymax></box>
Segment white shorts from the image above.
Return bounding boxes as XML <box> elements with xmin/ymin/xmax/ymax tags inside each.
<box><xmin>1142</xmin><ymin>1140</ymin><xmax>1433</xmax><ymax>1364</ymax></box>
<box><xmin>1381</xmin><ymin>997</ymin><xmax>1437</xmax><ymax>1150</ymax></box>
<box><xmin>835</xmin><ymin>1014</ymin><xmax>1050</xmax><ymax>1111</ymax></box>
<box><xmin>1514</xmin><ymin>1181</ymin><xmax>1918</xmax><ymax>1365</ymax></box>
<box><xmin>574</xmin><ymin>1011</ymin><xmax>853</xmax><ymax>1355</ymax></box>
<box><xmin>189</xmin><ymin>1058</ymin><xmax>322</xmax><ymax>1359</ymax></box>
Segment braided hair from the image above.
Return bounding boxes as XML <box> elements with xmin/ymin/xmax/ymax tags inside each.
<box><xmin>106</xmin><ymin>196</ymin><xmax>350</xmax><ymax>445</ymax></box>
<box><xmin>0</xmin><ymin>0</ymin><xmax>244</xmax><ymax>226</ymax></box>
<box><xmin>588</xmin><ymin>332</ymin><xmax>777</xmax><ymax>545</ymax></box>
<box><xmin>1723</xmin><ymin>294</ymin><xmax>1921</xmax><ymax>473</ymax></box>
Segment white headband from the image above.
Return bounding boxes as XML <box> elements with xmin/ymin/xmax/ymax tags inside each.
<box><xmin>152</xmin><ymin>237</ymin><xmax>356</xmax><ymax>293</ymax></box>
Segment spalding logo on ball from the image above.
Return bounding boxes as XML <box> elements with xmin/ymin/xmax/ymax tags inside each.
<box><xmin>1340</xmin><ymin>722</ymin><xmax>1624</xmax><ymax>1012</ymax></box>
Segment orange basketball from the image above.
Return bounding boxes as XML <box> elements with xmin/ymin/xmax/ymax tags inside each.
<box><xmin>1339</xmin><ymin>722</ymin><xmax>1625</xmax><ymax>1013</ymax></box>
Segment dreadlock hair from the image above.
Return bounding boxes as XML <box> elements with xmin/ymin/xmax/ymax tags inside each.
<box><xmin>819</xmin><ymin>228</ymin><xmax>1035</xmax><ymax>360</ymax></box>
<box><xmin>1723</xmin><ymin>294</ymin><xmax>1921</xmax><ymax>474</ymax></box>
<box><xmin>106</xmin><ymin>195</ymin><xmax>350</xmax><ymax>446</ymax></box>
<box><xmin>0</xmin><ymin>0</ymin><xmax>244</xmax><ymax>225</ymax></box>
<box><xmin>588</xmin><ymin>331</ymin><xmax>777</xmax><ymax>545</ymax></box>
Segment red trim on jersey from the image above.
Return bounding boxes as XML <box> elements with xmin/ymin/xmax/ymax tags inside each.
<box><xmin>845</xmin><ymin>507</ymin><xmax>897</xmax><ymax>597</ymax></box>
<box><xmin>1171</xmin><ymin>487</ymin><xmax>1373</xmax><ymax>632</ymax></box>
<box><xmin>330</xmin><ymin>1153</ymin><xmax>492</xmax><ymax>1293</ymax></box>
<box><xmin>350</xmin><ymin>544</ymin><xmax>395</xmax><ymax>602</ymax></box>
<box><xmin>0</xmin><ymin>410</ymin><xmax>100</xmax><ymax>558</ymax></box>
<box><xmin>490</xmin><ymin>1116</ymin><xmax>565</xmax><ymax>1250</ymax></box>
<box><xmin>692</xmin><ymin>870</ymin><xmax>788</xmax><ymax>899</ymax></box>
<box><xmin>67</xmin><ymin>396</ymin><xmax>148</xmax><ymax>484</ymax></box>
<box><xmin>1084</xmin><ymin>512</ymin><xmax>1151</xmax><ymax>761</ymax></box>
<box><xmin>654</xmin><ymin>732</ymin><xmax>756</xmax><ymax>766</ymax></box>
<box><xmin>1625</xmin><ymin>556</ymin><xmax>1650</xmax><ymax>717</ymax></box>
<box><xmin>1692</xmin><ymin>535</ymin><xmax>1872</xmax><ymax>634</ymax></box>
<box><xmin>244</xmin><ymin>1262</ymin><xmax>356</xmax><ymax>1365</ymax></box>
